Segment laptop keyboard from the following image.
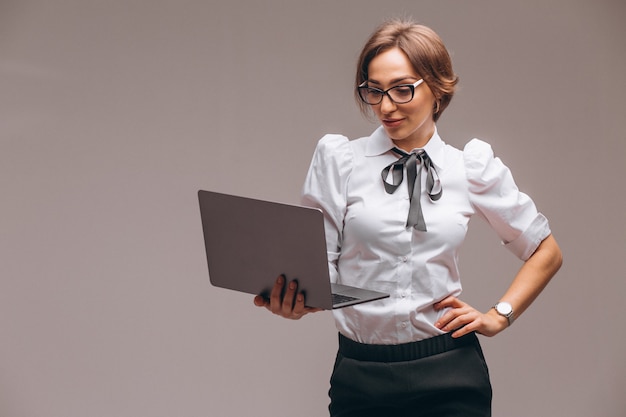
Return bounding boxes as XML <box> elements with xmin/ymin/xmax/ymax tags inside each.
<box><xmin>332</xmin><ymin>293</ymin><xmax>359</xmax><ymax>305</ymax></box>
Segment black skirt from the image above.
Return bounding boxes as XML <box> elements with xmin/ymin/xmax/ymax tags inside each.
<box><xmin>328</xmin><ymin>332</ymin><xmax>492</xmax><ymax>417</ymax></box>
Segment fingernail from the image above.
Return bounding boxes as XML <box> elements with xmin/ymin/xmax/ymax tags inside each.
<box><xmin>277</xmin><ymin>276</ymin><xmax>283</xmax><ymax>284</ymax></box>
<box><xmin>289</xmin><ymin>281</ymin><xmax>297</xmax><ymax>289</ymax></box>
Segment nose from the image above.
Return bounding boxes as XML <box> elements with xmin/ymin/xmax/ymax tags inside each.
<box><xmin>379</xmin><ymin>93</ymin><xmax>397</xmax><ymax>113</ymax></box>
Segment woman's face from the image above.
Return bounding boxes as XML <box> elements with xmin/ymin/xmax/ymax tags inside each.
<box><xmin>366</xmin><ymin>47</ymin><xmax>436</xmax><ymax>151</ymax></box>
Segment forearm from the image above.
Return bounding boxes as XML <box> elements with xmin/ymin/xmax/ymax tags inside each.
<box><xmin>497</xmin><ymin>234</ymin><xmax>563</xmax><ymax>321</ymax></box>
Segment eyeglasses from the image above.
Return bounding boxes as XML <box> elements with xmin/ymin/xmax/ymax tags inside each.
<box><xmin>357</xmin><ymin>79</ymin><xmax>424</xmax><ymax>105</ymax></box>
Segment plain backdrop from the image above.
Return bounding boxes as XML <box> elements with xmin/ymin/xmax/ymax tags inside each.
<box><xmin>1</xmin><ymin>1</ymin><xmax>625</xmax><ymax>416</ymax></box>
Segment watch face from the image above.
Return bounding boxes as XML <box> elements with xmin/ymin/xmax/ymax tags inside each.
<box><xmin>496</xmin><ymin>302</ymin><xmax>513</xmax><ymax>315</ymax></box>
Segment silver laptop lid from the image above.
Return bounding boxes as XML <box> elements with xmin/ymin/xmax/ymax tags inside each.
<box><xmin>198</xmin><ymin>190</ymin><xmax>335</xmax><ymax>309</ymax></box>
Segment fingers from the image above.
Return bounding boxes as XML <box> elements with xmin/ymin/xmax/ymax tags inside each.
<box><xmin>291</xmin><ymin>294</ymin><xmax>323</xmax><ymax>316</ymax></box>
<box><xmin>433</xmin><ymin>296</ymin><xmax>464</xmax><ymax>330</ymax></box>
<box><xmin>434</xmin><ymin>297</ymin><xmax>478</xmax><ymax>337</ymax></box>
<box><xmin>433</xmin><ymin>298</ymin><xmax>507</xmax><ymax>338</ymax></box>
<box><xmin>440</xmin><ymin>309</ymin><xmax>480</xmax><ymax>337</ymax></box>
<box><xmin>269</xmin><ymin>275</ymin><xmax>286</xmax><ymax>314</ymax></box>
<box><xmin>433</xmin><ymin>295</ymin><xmax>463</xmax><ymax>310</ymax></box>
<box><xmin>435</xmin><ymin>306</ymin><xmax>469</xmax><ymax>333</ymax></box>
<box><xmin>253</xmin><ymin>294</ymin><xmax>268</xmax><ymax>308</ymax></box>
<box><xmin>292</xmin><ymin>291</ymin><xmax>307</xmax><ymax>316</ymax></box>
<box><xmin>281</xmin><ymin>279</ymin><xmax>299</xmax><ymax>316</ymax></box>
<box><xmin>255</xmin><ymin>275</ymin><xmax>318</xmax><ymax>320</ymax></box>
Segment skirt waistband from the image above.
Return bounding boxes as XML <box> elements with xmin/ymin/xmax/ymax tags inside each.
<box><xmin>338</xmin><ymin>331</ymin><xmax>479</xmax><ymax>363</ymax></box>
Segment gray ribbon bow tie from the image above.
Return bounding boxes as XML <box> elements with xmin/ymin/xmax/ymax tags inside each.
<box><xmin>381</xmin><ymin>147</ymin><xmax>442</xmax><ymax>231</ymax></box>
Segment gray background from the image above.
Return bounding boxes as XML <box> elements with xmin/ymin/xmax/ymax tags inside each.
<box><xmin>1</xmin><ymin>1</ymin><xmax>624</xmax><ymax>416</ymax></box>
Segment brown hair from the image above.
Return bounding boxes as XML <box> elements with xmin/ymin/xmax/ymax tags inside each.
<box><xmin>355</xmin><ymin>19</ymin><xmax>459</xmax><ymax>122</ymax></box>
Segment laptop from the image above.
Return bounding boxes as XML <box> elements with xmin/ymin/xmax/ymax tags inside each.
<box><xmin>198</xmin><ymin>190</ymin><xmax>389</xmax><ymax>309</ymax></box>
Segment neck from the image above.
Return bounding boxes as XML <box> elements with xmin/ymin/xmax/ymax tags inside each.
<box><xmin>391</xmin><ymin>125</ymin><xmax>436</xmax><ymax>152</ymax></box>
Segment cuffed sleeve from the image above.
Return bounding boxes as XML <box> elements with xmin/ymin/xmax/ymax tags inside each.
<box><xmin>464</xmin><ymin>139</ymin><xmax>551</xmax><ymax>260</ymax></box>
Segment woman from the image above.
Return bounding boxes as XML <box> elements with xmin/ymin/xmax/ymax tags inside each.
<box><xmin>254</xmin><ymin>18</ymin><xmax>562</xmax><ymax>417</ymax></box>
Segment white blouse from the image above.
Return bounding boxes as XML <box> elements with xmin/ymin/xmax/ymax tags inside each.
<box><xmin>301</xmin><ymin>126</ymin><xmax>551</xmax><ymax>345</ymax></box>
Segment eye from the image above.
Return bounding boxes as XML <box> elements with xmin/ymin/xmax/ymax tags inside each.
<box><xmin>392</xmin><ymin>86</ymin><xmax>412</xmax><ymax>97</ymax></box>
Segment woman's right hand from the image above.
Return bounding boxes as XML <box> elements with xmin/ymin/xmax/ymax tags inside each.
<box><xmin>253</xmin><ymin>275</ymin><xmax>322</xmax><ymax>320</ymax></box>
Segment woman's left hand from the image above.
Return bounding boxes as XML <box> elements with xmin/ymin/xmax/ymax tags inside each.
<box><xmin>434</xmin><ymin>296</ymin><xmax>508</xmax><ymax>338</ymax></box>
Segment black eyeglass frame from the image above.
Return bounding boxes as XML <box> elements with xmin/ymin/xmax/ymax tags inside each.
<box><xmin>357</xmin><ymin>79</ymin><xmax>424</xmax><ymax>105</ymax></box>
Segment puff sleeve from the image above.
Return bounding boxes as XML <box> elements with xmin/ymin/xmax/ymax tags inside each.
<box><xmin>464</xmin><ymin>139</ymin><xmax>551</xmax><ymax>261</ymax></box>
<box><xmin>301</xmin><ymin>134</ymin><xmax>353</xmax><ymax>283</ymax></box>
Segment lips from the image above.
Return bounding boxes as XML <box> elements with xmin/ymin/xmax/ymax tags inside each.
<box><xmin>382</xmin><ymin>118</ymin><xmax>404</xmax><ymax>128</ymax></box>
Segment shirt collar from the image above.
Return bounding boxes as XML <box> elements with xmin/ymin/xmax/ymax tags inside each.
<box><xmin>365</xmin><ymin>125</ymin><xmax>446</xmax><ymax>170</ymax></box>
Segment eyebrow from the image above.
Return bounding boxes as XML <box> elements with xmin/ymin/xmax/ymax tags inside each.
<box><xmin>367</xmin><ymin>76</ymin><xmax>419</xmax><ymax>86</ymax></box>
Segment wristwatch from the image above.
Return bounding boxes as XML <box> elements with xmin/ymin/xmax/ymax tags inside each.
<box><xmin>493</xmin><ymin>301</ymin><xmax>515</xmax><ymax>326</ymax></box>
